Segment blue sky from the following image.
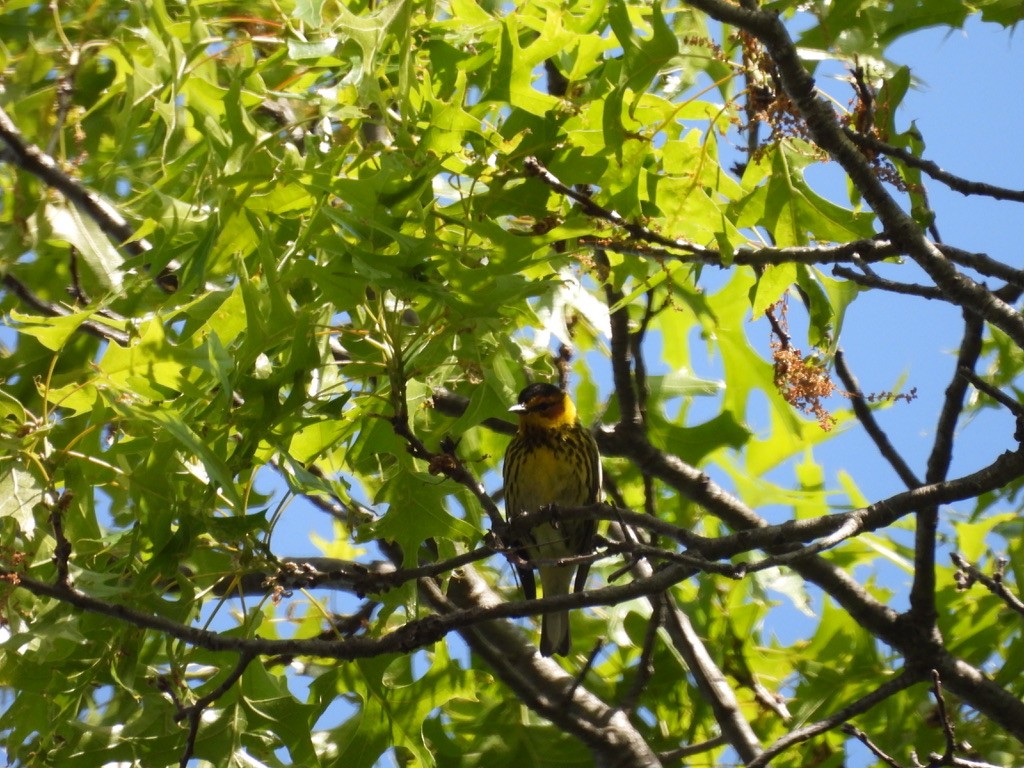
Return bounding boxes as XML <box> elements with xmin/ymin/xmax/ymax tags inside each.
<box><xmin>812</xmin><ymin>18</ymin><xmax>1023</xmax><ymax>518</ymax></box>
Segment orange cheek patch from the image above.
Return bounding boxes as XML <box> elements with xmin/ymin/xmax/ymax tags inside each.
<box><xmin>541</xmin><ymin>401</ymin><xmax>565</xmax><ymax>419</ymax></box>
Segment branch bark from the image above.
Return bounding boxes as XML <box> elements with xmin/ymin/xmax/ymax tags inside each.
<box><xmin>424</xmin><ymin>566</ymin><xmax>665</xmax><ymax>768</ymax></box>
<box><xmin>683</xmin><ymin>0</ymin><xmax>1024</xmax><ymax>349</ymax></box>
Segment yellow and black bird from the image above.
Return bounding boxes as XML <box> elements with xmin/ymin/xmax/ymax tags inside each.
<box><xmin>503</xmin><ymin>382</ymin><xmax>601</xmax><ymax>656</ymax></box>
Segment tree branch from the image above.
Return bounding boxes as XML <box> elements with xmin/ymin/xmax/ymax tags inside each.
<box><xmin>843</xmin><ymin>128</ymin><xmax>1024</xmax><ymax>203</ymax></box>
<box><xmin>683</xmin><ymin>0</ymin><xmax>1024</xmax><ymax>349</ymax></box>
<box><xmin>2</xmin><ymin>274</ymin><xmax>131</xmax><ymax>346</ymax></box>
<box><xmin>841</xmin><ymin>723</ymin><xmax>903</xmax><ymax>768</ymax></box>
<box><xmin>648</xmin><ymin>574</ymin><xmax>762</xmax><ymax>761</ymax></box>
<box><xmin>599</xmin><ymin>411</ymin><xmax>1024</xmax><ymax>741</ymax></box>
<box><xmin>175</xmin><ymin>651</ymin><xmax>256</xmax><ymax>768</ymax></box>
<box><xmin>429</xmin><ymin>566</ymin><xmax>665</xmax><ymax>767</ymax></box>
<box><xmin>390</xmin><ymin>415</ymin><xmax>508</xmax><ymax>539</ymax></box>
<box><xmin>908</xmin><ymin>310</ymin><xmax>985</xmax><ymax>630</ymax></box>
<box><xmin>951</xmin><ymin>553</ymin><xmax>1024</xmax><ymax>618</ymax></box>
<box><xmin>748</xmin><ymin>669</ymin><xmax>922</xmax><ymax>768</ymax></box>
<box><xmin>831</xmin><ymin>263</ymin><xmax>945</xmax><ymax>300</ymax></box>
<box><xmin>0</xmin><ymin>104</ymin><xmax>178</xmax><ymax>291</ymax></box>
<box><xmin>834</xmin><ymin>349</ymin><xmax>922</xmax><ymax>489</ymax></box>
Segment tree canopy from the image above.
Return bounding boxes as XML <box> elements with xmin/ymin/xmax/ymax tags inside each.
<box><xmin>2</xmin><ymin>0</ymin><xmax>1024</xmax><ymax>766</ymax></box>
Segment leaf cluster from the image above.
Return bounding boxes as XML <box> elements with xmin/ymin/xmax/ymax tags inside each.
<box><xmin>2</xmin><ymin>0</ymin><xmax>1024</xmax><ymax>766</ymax></box>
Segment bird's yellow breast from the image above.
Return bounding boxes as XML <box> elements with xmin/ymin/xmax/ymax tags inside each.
<box><xmin>509</xmin><ymin>443</ymin><xmax>591</xmax><ymax>512</ymax></box>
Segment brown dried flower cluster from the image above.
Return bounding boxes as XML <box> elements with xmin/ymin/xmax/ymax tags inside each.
<box><xmin>737</xmin><ymin>32</ymin><xmax>814</xmax><ymax>154</ymax></box>
<box><xmin>771</xmin><ymin>342</ymin><xmax>838</xmax><ymax>431</ymax></box>
<box><xmin>767</xmin><ymin>302</ymin><xmax>838</xmax><ymax>431</ymax></box>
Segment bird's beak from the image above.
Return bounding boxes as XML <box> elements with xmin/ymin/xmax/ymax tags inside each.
<box><xmin>508</xmin><ymin>403</ymin><xmax>527</xmax><ymax>413</ymax></box>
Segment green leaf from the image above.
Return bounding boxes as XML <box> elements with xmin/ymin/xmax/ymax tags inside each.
<box><xmin>370</xmin><ymin>471</ymin><xmax>479</xmax><ymax>564</ymax></box>
<box><xmin>0</xmin><ymin>387</ymin><xmax>27</xmax><ymax>425</ymax></box>
<box><xmin>734</xmin><ymin>143</ymin><xmax>875</xmax><ymax>246</ymax></box>
<box><xmin>239</xmin><ymin>663</ymin><xmax>323</xmax><ymax>766</ymax></box>
<box><xmin>750</xmin><ymin>263</ymin><xmax>797</xmax><ymax>318</ymax></box>
<box><xmin>955</xmin><ymin>513</ymin><xmax>1018</xmax><ymax>562</ymax></box>
<box><xmin>118</xmin><ymin>402</ymin><xmax>245</xmax><ymax>512</ymax></box>
<box><xmin>8</xmin><ymin>309</ymin><xmax>99</xmax><ymax>351</ymax></box>
<box><xmin>293</xmin><ymin>0</ymin><xmax>325</xmax><ymax>25</ymax></box>
<box><xmin>979</xmin><ymin>0</ymin><xmax>1024</xmax><ymax>25</ymax></box>
<box><xmin>654</xmin><ymin>410</ymin><xmax>751</xmax><ymax>466</ymax></box>
<box><xmin>287</xmin><ymin>37</ymin><xmax>340</xmax><ymax>60</ymax></box>
<box><xmin>0</xmin><ymin>460</ymin><xmax>44</xmax><ymax>535</ymax></box>
<box><xmin>43</xmin><ymin>201</ymin><xmax>125</xmax><ymax>293</ymax></box>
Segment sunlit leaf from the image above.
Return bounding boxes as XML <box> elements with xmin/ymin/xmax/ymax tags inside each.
<box><xmin>0</xmin><ymin>461</ymin><xmax>43</xmax><ymax>535</ymax></box>
<box><xmin>42</xmin><ymin>201</ymin><xmax>124</xmax><ymax>292</ymax></box>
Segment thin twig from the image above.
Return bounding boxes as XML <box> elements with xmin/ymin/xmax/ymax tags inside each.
<box><xmin>931</xmin><ymin>670</ymin><xmax>956</xmax><ymax>763</ymax></box>
<box><xmin>748</xmin><ymin>670</ymin><xmax>921</xmax><ymax>768</ymax></box>
<box><xmin>834</xmin><ymin>350</ymin><xmax>921</xmax><ymax>489</ymax></box>
<box><xmin>2</xmin><ymin>274</ymin><xmax>131</xmax><ymax>346</ymax></box>
<box><xmin>0</xmin><ymin>104</ymin><xmax>180</xmax><ymax>291</ymax></box>
<box><xmin>656</xmin><ymin>734</ymin><xmax>728</xmax><ymax>762</ymax></box>
<box><xmin>843</xmin><ymin>128</ymin><xmax>1024</xmax><ymax>203</ymax></box>
<box><xmin>390</xmin><ymin>416</ymin><xmax>507</xmax><ymax>537</ymax></box>
<box><xmin>957</xmin><ymin>367</ymin><xmax>1024</xmax><ymax>418</ymax></box>
<box><xmin>832</xmin><ymin>264</ymin><xmax>945</xmax><ymax>300</ymax></box>
<box><xmin>67</xmin><ymin>247</ymin><xmax>91</xmax><ymax>305</ymax></box>
<box><xmin>49</xmin><ymin>490</ymin><xmax>74</xmax><ymax>588</ymax></box>
<box><xmin>524</xmin><ymin>156</ymin><xmax>717</xmax><ymax>260</ymax></box>
<box><xmin>215</xmin><ymin>549</ymin><xmax>498</xmax><ymax>598</ymax></box>
<box><xmin>620</xmin><ymin>601</ymin><xmax>664</xmax><ymax>714</ymax></box>
<box><xmin>597</xmin><ymin>245</ymin><xmax>643</xmax><ymax>431</ymax></box>
<box><xmin>176</xmin><ymin>651</ymin><xmax>257</xmax><ymax>768</ymax></box>
<box><xmin>841</xmin><ymin>723</ymin><xmax>904</xmax><ymax>768</ymax></box>
<box><xmin>48</xmin><ymin>43</ymin><xmax>80</xmax><ymax>156</ymax></box>
<box><xmin>765</xmin><ymin>302</ymin><xmax>792</xmax><ymax>348</ymax></box>
<box><xmin>566</xmin><ymin>640</ymin><xmax>604</xmax><ymax>702</ymax></box>
<box><xmin>950</xmin><ymin>553</ymin><xmax>1024</xmax><ymax>618</ymax></box>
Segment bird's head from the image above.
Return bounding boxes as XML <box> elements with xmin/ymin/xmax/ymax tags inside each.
<box><xmin>509</xmin><ymin>382</ymin><xmax>578</xmax><ymax>430</ymax></box>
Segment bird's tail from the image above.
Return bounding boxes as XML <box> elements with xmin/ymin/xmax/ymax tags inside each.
<box><xmin>538</xmin><ymin>565</ymin><xmax>575</xmax><ymax>657</ymax></box>
<box><xmin>541</xmin><ymin>609</ymin><xmax>570</xmax><ymax>656</ymax></box>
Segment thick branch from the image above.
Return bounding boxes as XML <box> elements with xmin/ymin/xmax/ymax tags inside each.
<box><xmin>684</xmin><ymin>0</ymin><xmax>1024</xmax><ymax>348</ymax></box>
<box><xmin>427</xmin><ymin>567</ymin><xmax>664</xmax><ymax>768</ymax></box>
<box><xmin>629</xmin><ymin>554</ymin><xmax>762</xmax><ymax>762</ymax></box>
<box><xmin>908</xmin><ymin>310</ymin><xmax>985</xmax><ymax>627</ymax></box>
<box><xmin>599</xmin><ymin>425</ymin><xmax>1024</xmax><ymax>740</ymax></box>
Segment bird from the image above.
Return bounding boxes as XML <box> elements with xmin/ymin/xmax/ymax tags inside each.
<box><xmin>503</xmin><ymin>382</ymin><xmax>601</xmax><ymax>656</ymax></box>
